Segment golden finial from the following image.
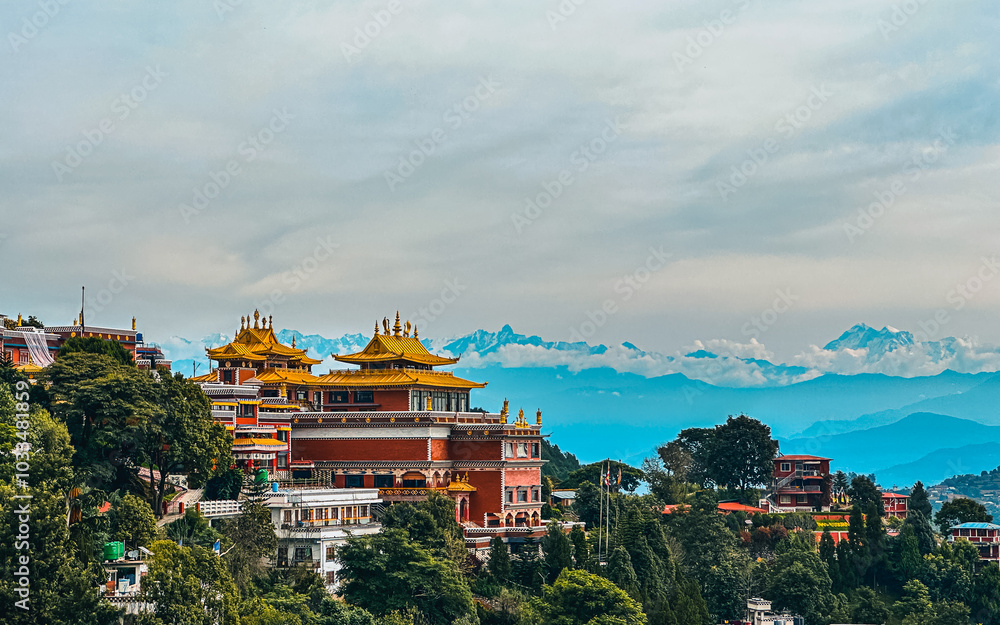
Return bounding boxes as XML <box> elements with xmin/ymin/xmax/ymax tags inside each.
<box><xmin>132</xmin><ymin>317</ymin><xmax>136</xmax><ymax>331</ymax></box>
<box><xmin>291</xmin><ymin>335</ymin><xmax>296</xmax><ymax>348</ymax></box>
<box><xmin>414</xmin><ymin>325</ymin><xmax>419</xmax><ymax>340</ymax></box>
<box><xmin>426</xmin><ymin>395</ymin><xmax>433</xmax><ymax>411</ymax></box>
<box><xmin>404</xmin><ymin>320</ymin><xmax>412</xmax><ymax>337</ymax></box>
<box><xmin>393</xmin><ymin>311</ymin><xmax>402</xmax><ymax>337</ymax></box>
<box><xmin>17</xmin><ymin>313</ymin><xmax>22</xmax><ymax>326</ymax></box>
<box><xmin>261</xmin><ymin>316</ymin><xmax>267</xmax><ymax>329</ymax></box>
<box><xmin>240</xmin><ymin>316</ymin><xmax>245</xmax><ymax>330</ymax></box>
<box><xmin>73</xmin><ymin>316</ymin><xmax>78</xmax><ymax>326</ymax></box>
<box><xmin>517</xmin><ymin>408</ymin><xmax>525</xmax><ymax>426</ymax></box>
<box><xmin>502</xmin><ymin>398</ymin><xmax>509</xmax><ymax>415</ymax></box>
<box><xmin>269</xmin><ymin>315</ymin><xmax>273</xmax><ymax>330</ymax></box>
<box><xmin>536</xmin><ymin>409</ymin><xmax>542</xmax><ymax>425</ymax></box>
<box><xmin>253</xmin><ymin>310</ymin><xmax>260</xmax><ymax>329</ymax></box>
<box><xmin>374</xmin><ymin>321</ymin><xmax>380</xmax><ymax>336</ymax></box>
<box><xmin>383</xmin><ymin>317</ymin><xmax>390</xmax><ymax>334</ymax></box>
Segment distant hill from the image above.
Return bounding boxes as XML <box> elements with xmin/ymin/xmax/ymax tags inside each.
<box><xmin>875</xmin><ymin>442</ymin><xmax>1000</xmax><ymax>488</ymax></box>
<box><xmin>781</xmin><ymin>413</ymin><xmax>1000</xmax><ymax>479</ymax></box>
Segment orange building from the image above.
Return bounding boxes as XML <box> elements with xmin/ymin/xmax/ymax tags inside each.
<box><xmin>194</xmin><ymin>311</ymin><xmax>547</xmax><ymax>548</ymax></box>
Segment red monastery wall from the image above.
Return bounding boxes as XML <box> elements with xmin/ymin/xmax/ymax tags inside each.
<box><xmin>448</xmin><ymin>439</ymin><xmax>502</xmax><ymax>462</ymax></box>
<box><xmin>292</xmin><ymin>438</ymin><xmax>428</xmax><ymax>461</ymax></box>
<box><xmin>503</xmin><ymin>468</ymin><xmax>540</xmax><ymax>487</ymax></box>
<box><xmin>468</xmin><ymin>470</ymin><xmax>503</xmax><ymax>523</ymax></box>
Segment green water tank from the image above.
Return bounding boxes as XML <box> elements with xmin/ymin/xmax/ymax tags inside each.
<box><xmin>254</xmin><ymin>468</ymin><xmax>268</xmax><ymax>484</ymax></box>
<box><xmin>104</xmin><ymin>541</ymin><xmax>124</xmax><ymax>561</ymax></box>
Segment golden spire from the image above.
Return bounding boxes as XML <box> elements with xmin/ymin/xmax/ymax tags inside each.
<box><xmin>269</xmin><ymin>315</ymin><xmax>273</xmax><ymax>330</ymax></box>
<box><xmin>393</xmin><ymin>311</ymin><xmax>402</xmax><ymax>337</ymax></box>
<box><xmin>132</xmin><ymin>316</ymin><xmax>136</xmax><ymax>331</ymax></box>
<box><xmin>374</xmin><ymin>321</ymin><xmax>380</xmax><ymax>336</ymax></box>
<box><xmin>502</xmin><ymin>398</ymin><xmax>509</xmax><ymax>416</ymax></box>
<box><xmin>517</xmin><ymin>408</ymin><xmax>525</xmax><ymax>427</ymax></box>
<box><xmin>383</xmin><ymin>317</ymin><xmax>390</xmax><ymax>334</ymax></box>
<box><xmin>261</xmin><ymin>315</ymin><xmax>267</xmax><ymax>329</ymax></box>
<box><xmin>291</xmin><ymin>335</ymin><xmax>296</xmax><ymax>348</ymax></box>
<box><xmin>17</xmin><ymin>313</ymin><xmax>22</xmax><ymax>326</ymax></box>
<box><xmin>414</xmin><ymin>325</ymin><xmax>419</xmax><ymax>340</ymax></box>
<box><xmin>240</xmin><ymin>316</ymin><xmax>246</xmax><ymax>331</ymax></box>
<box><xmin>73</xmin><ymin>316</ymin><xmax>78</xmax><ymax>326</ymax></box>
<box><xmin>536</xmin><ymin>409</ymin><xmax>542</xmax><ymax>425</ymax></box>
<box><xmin>253</xmin><ymin>310</ymin><xmax>260</xmax><ymax>329</ymax></box>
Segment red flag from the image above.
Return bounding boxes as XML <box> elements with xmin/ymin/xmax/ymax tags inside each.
<box><xmin>617</xmin><ymin>468</ymin><xmax>622</xmax><ymax>485</ymax></box>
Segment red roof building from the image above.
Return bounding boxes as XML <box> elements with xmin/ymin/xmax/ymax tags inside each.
<box><xmin>763</xmin><ymin>455</ymin><xmax>831</xmax><ymax>513</ymax></box>
<box><xmin>882</xmin><ymin>492</ymin><xmax>908</xmax><ymax>520</ymax></box>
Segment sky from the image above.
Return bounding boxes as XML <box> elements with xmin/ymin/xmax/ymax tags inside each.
<box><xmin>2</xmin><ymin>0</ymin><xmax>999</xmax><ymax>362</ymax></box>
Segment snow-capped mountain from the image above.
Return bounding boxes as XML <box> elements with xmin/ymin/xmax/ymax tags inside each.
<box><xmin>160</xmin><ymin>322</ymin><xmax>1000</xmax><ymax>389</ymax></box>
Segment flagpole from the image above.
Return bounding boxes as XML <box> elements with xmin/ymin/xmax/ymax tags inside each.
<box><xmin>597</xmin><ymin>461</ymin><xmax>605</xmax><ymax>564</ymax></box>
<box><xmin>605</xmin><ymin>458</ymin><xmax>611</xmax><ymax>561</ymax></box>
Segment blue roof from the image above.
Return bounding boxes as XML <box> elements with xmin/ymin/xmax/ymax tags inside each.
<box><xmin>951</xmin><ymin>522</ymin><xmax>1000</xmax><ymax>530</ymax></box>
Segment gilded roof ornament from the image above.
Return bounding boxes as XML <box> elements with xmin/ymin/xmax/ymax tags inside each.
<box><xmin>253</xmin><ymin>310</ymin><xmax>260</xmax><ymax>329</ymax></box>
<box><xmin>393</xmin><ymin>311</ymin><xmax>402</xmax><ymax>337</ymax></box>
<box><xmin>404</xmin><ymin>320</ymin><xmax>412</xmax><ymax>337</ymax></box>
<box><xmin>383</xmin><ymin>317</ymin><xmax>390</xmax><ymax>334</ymax></box>
<box><xmin>132</xmin><ymin>316</ymin><xmax>136</xmax><ymax>331</ymax></box>
<box><xmin>414</xmin><ymin>325</ymin><xmax>419</xmax><ymax>339</ymax></box>
<box><xmin>374</xmin><ymin>321</ymin><xmax>380</xmax><ymax>336</ymax></box>
<box><xmin>536</xmin><ymin>409</ymin><xmax>542</xmax><ymax>425</ymax></box>
<box><xmin>291</xmin><ymin>335</ymin><xmax>296</xmax><ymax>348</ymax></box>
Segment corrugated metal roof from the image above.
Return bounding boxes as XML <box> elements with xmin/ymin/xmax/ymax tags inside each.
<box><xmin>951</xmin><ymin>522</ymin><xmax>1000</xmax><ymax>530</ymax></box>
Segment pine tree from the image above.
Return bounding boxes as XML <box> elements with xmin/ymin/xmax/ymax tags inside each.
<box><xmin>898</xmin><ymin>523</ymin><xmax>922</xmax><ymax>581</ymax></box>
<box><xmin>487</xmin><ymin>536</ymin><xmax>511</xmax><ymax>582</ymax></box>
<box><xmin>542</xmin><ymin>521</ymin><xmax>574</xmax><ymax>584</ymax></box>
<box><xmin>909</xmin><ymin>481</ymin><xmax>932</xmax><ymax>518</ymax></box>
<box><xmin>511</xmin><ymin>538</ymin><xmax>544</xmax><ymax>592</ymax></box>
<box><xmin>671</xmin><ymin>570</ymin><xmax>710</xmax><ymax>625</ymax></box>
<box><xmin>606</xmin><ymin>546</ymin><xmax>640</xmax><ymax>599</ymax></box>
<box><xmin>819</xmin><ymin>529</ymin><xmax>840</xmax><ymax>591</ymax></box>
<box><xmin>570</xmin><ymin>525</ymin><xmax>591</xmax><ymax>570</ymax></box>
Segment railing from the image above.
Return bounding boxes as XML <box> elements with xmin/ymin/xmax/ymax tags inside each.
<box><xmin>197</xmin><ymin>500</ymin><xmax>242</xmax><ymax>517</ymax></box>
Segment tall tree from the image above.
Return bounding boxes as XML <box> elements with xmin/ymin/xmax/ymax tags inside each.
<box><xmin>542</xmin><ymin>521</ymin><xmax>574</xmax><ymax>583</ymax></box>
<box><xmin>848</xmin><ymin>475</ymin><xmax>884</xmax><ymax>515</ymax></box>
<box><xmin>216</xmin><ymin>497</ymin><xmax>278</xmax><ymax>593</ymax></box>
<box><xmin>141</xmin><ymin>372</ymin><xmax>232</xmax><ymax>517</ymax></box>
<box><xmin>487</xmin><ymin>536</ymin><xmax>512</xmax><ymax>582</ymax></box>
<box><xmin>851</xmin><ymin>587</ymin><xmax>889</xmax><ymax>625</ymax></box>
<box><xmin>511</xmin><ymin>538</ymin><xmax>545</xmax><ymax>593</ymax></box>
<box><xmin>606</xmin><ymin>546</ymin><xmax>640</xmax><ymax>599</ymax></box>
<box><xmin>113</xmin><ymin>493</ymin><xmax>158</xmax><ymax>550</ymax></box>
<box><xmin>570</xmin><ymin>525</ymin><xmax>591</xmax><ymax>570</ymax></box>
<box><xmin>935</xmin><ymin>497</ymin><xmax>992</xmax><ymax>533</ymax></box>
<box><xmin>904</xmin><ymin>510</ymin><xmax>937</xmax><ymax>555</ymax></box>
<box><xmin>710</xmin><ymin>414</ymin><xmax>779</xmax><ymax>495</ymax></box>
<box><xmin>909</xmin><ymin>480</ymin><xmax>932</xmax><ymax>518</ymax></box>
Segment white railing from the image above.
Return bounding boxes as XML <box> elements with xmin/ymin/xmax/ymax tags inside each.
<box><xmin>197</xmin><ymin>500</ymin><xmax>242</xmax><ymax>517</ymax></box>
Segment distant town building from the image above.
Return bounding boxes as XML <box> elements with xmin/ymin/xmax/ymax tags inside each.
<box><xmin>949</xmin><ymin>522</ymin><xmax>1000</xmax><ymax>563</ymax></box>
<box><xmin>882</xmin><ymin>492</ymin><xmax>908</xmax><ymax>520</ymax></box>
<box><xmin>762</xmin><ymin>455</ymin><xmax>831</xmax><ymax>513</ymax></box>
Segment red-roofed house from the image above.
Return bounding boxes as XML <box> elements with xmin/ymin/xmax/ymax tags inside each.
<box><xmin>763</xmin><ymin>455</ymin><xmax>831</xmax><ymax>513</ymax></box>
<box><xmin>882</xmin><ymin>492</ymin><xmax>908</xmax><ymax>520</ymax></box>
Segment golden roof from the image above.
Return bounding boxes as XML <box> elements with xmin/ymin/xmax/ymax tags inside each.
<box><xmin>314</xmin><ymin>368</ymin><xmax>486</xmax><ymax>389</ymax></box>
<box><xmin>335</xmin><ymin>312</ymin><xmax>458</xmax><ymax>367</ymax></box>
<box><xmin>206</xmin><ymin>311</ymin><xmax>322</xmax><ymax>366</ymax></box>
<box><xmin>232</xmin><ymin>438</ymin><xmax>288</xmax><ymax>447</ymax></box>
<box><xmin>15</xmin><ymin>362</ymin><xmax>45</xmax><ymax>374</ymax></box>
<box><xmin>189</xmin><ymin>371</ymin><xmax>219</xmax><ymax>383</ymax></box>
<box><xmin>446</xmin><ymin>473</ymin><xmax>477</xmax><ymax>492</ymax></box>
<box><xmin>253</xmin><ymin>368</ymin><xmax>322</xmax><ymax>385</ymax></box>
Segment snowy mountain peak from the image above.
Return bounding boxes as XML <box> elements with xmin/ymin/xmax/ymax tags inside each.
<box><xmin>823</xmin><ymin>323</ymin><xmax>914</xmax><ymax>353</ymax></box>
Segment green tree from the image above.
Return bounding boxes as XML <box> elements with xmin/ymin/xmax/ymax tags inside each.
<box><xmin>894</xmin><ymin>579</ymin><xmax>933</xmax><ymax>623</ymax></box>
<box><xmin>710</xmin><ymin>414</ymin><xmax>778</xmax><ymax>495</ymax></box>
<box><xmin>114</xmin><ymin>493</ymin><xmax>158</xmax><ymax>550</ymax></box>
<box><xmin>487</xmin><ymin>536</ymin><xmax>512</xmax><ymax>582</ymax></box>
<box><xmin>57</xmin><ymin>336</ymin><xmax>134</xmax><ymax>366</ymax></box>
<box><xmin>216</xmin><ymin>498</ymin><xmax>277</xmax><ymax>593</ymax></box>
<box><xmin>832</xmin><ymin>470</ymin><xmax>849</xmax><ymax>505</ymax></box>
<box><xmin>671</xmin><ymin>573</ymin><xmax>710</xmax><ymax>625</ymax></box>
<box><xmin>852</xmin><ymin>587</ymin><xmax>889</xmax><ymax>625</ymax></box>
<box><xmin>848</xmin><ymin>475</ymin><xmax>884</xmax><ymax>515</ymax></box>
<box><xmin>512</xmin><ymin>538</ymin><xmax>545</xmax><ymax>592</ymax></box>
<box><xmin>541</xmin><ymin>439</ymin><xmax>582</xmax><ymax>481</ymax></box>
<box><xmin>910</xmin><ymin>481</ymin><xmax>932</xmax><ymax>518</ymax></box>
<box><xmin>542</xmin><ymin>521</ymin><xmax>574</xmax><ymax>583</ymax></box>
<box><xmin>561</xmin><ymin>461</ymin><xmax>644</xmax><ymax>493</ymax></box>
<box><xmin>897</xmin><ymin>523</ymin><xmax>924</xmax><ymax>583</ymax></box>
<box><xmin>204</xmin><ymin>467</ymin><xmax>243</xmax><ymax>500</ymax></box>
<box><xmin>935</xmin><ymin>497</ymin><xmax>992</xmax><ymax>533</ymax></box>
<box><xmin>338</xmin><ymin>529</ymin><xmax>476</xmax><ymax>625</ymax></box>
<box><xmin>142</xmin><ymin>539</ymin><xmax>239</xmax><ymax>625</ymax></box>
<box><xmin>0</xmin><ymin>386</ymin><xmax>119</xmax><ymax>625</ymax></box>
<box><xmin>606</xmin><ymin>546</ymin><xmax>640</xmax><ymax>599</ymax></box>
<box><xmin>905</xmin><ymin>510</ymin><xmax>938</xmax><ymax>555</ymax></box>
<box><xmin>529</xmin><ymin>569</ymin><xmax>647</xmax><ymax>625</ymax></box>
<box><xmin>972</xmin><ymin>563</ymin><xmax>1000</xmax><ymax>625</ymax></box>
<box><xmin>44</xmin><ymin>352</ymin><xmax>158</xmax><ymax>491</ymax></box>
<box><xmin>141</xmin><ymin>372</ymin><xmax>232</xmax><ymax>517</ymax></box>
<box><xmin>766</xmin><ymin>539</ymin><xmax>839</xmax><ymax>625</ymax></box>
<box><xmin>164</xmin><ymin>508</ymin><xmax>223</xmax><ymax>550</ymax></box>
<box><xmin>571</xmin><ymin>526</ymin><xmax>591</xmax><ymax>570</ymax></box>
<box><xmin>381</xmin><ymin>492</ymin><xmax>467</xmax><ymax>565</ymax></box>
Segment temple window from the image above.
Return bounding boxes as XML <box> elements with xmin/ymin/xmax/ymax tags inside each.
<box><xmin>517</xmin><ymin>490</ymin><xmax>528</xmax><ymax>503</ymax></box>
<box><xmin>374</xmin><ymin>475</ymin><xmax>394</xmax><ymax>488</ymax></box>
<box><xmin>505</xmin><ymin>443</ymin><xmax>514</xmax><ymax>458</ymax></box>
<box><xmin>326</xmin><ymin>545</ymin><xmax>335</xmax><ymax>560</ymax></box>
<box><xmin>345</xmin><ymin>475</ymin><xmax>363</xmax><ymax>488</ymax></box>
<box><xmin>329</xmin><ymin>391</ymin><xmax>348</xmax><ymax>404</ymax></box>
<box><xmin>517</xmin><ymin>443</ymin><xmax>528</xmax><ymax>458</ymax></box>
<box><xmin>355</xmin><ymin>391</ymin><xmax>374</xmax><ymax>403</ymax></box>
<box><xmin>532</xmin><ymin>443</ymin><xmax>540</xmax><ymax>457</ymax></box>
